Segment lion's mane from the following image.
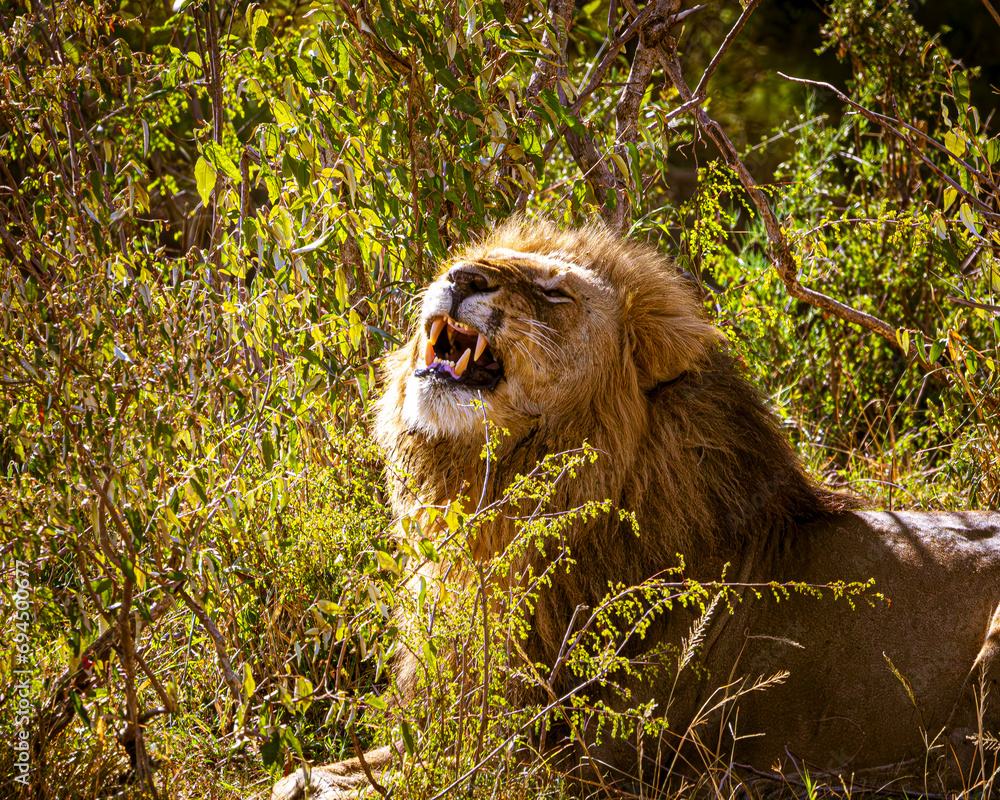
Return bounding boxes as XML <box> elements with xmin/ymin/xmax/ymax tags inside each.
<box><xmin>374</xmin><ymin>218</ymin><xmax>858</xmax><ymax>698</ymax></box>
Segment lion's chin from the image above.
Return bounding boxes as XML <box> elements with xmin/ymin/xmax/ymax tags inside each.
<box><xmin>401</xmin><ymin>373</ymin><xmax>496</xmax><ymax>438</ymax></box>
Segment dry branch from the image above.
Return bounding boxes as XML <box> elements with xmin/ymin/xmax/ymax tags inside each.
<box><xmin>117</xmin><ymin>578</ymin><xmax>158</xmax><ymax>793</ymax></box>
<box><xmin>176</xmin><ymin>585</ymin><xmax>243</xmax><ymax>702</ymax></box>
<box><xmin>522</xmin><ymin>0</ymin><xmax>632</xmax><ymax>227</ymax></box>
<box><xmin>520</xmin><ymin>0</ymin><xmax>698</xmax><ymax>229</ymax></box>
<box><xmin>655</xmin><ymin>18</ymin><xmax>915</xmax><ymax>357</ymax></box>
<box><xmin>780</xmin><ymin>74</ymin><xmax>1000</xmax><ymax>219</ymax></box>
<box><xmin>35</xmin><ymin>597</ymin><xmax>175</xmax><ymax>751</ymax></box>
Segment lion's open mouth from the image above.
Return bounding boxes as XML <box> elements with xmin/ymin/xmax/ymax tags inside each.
<box><xmin>414</xmin><ymin>315</ymin><xmax>504</xmax><ymax>390</ymax></box>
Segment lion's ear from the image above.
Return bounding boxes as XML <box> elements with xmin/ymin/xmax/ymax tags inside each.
<box><xmin>624</xmin><ymin>288</ymin><xmax>719</xmax><ymax>390</ymax></box>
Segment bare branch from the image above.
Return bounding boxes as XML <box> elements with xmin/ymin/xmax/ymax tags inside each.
<box><xmin>350</xmin><ymin>721</ymin><xmax>389</xmax><ymax>797</ymax></box>
<box><xmin>979</xmin><ymin>0</ymin><xmax>1000</xmax><ymax>29</ymax></box>
<box><xmin>520</xmin><ymin>0</ymin><xmax>632</xmax><ymax>228</ymax></box>
<box><xmin>117</xmin><ymin>578</ymin><xmax>158</xmax><ymax>793</ymax></box>
<box><xmin>693</xmin><ymin>0</ymin><xmax>762</xmax><ymax>98</ymax></box>
<box><xmin>614</xmin><ymin>34</ymin><xmax>659</xmax><ymax>194</ymax></box>
<box><xmin>657</xmin><ymin>30</ymin><xmax>914</xmax><ymax>356</ymax></box>
<box><xmin>176</xmin><ymin>586</ymin><xmax>243</xmax><ymax>702</ymax></box>
<box><xmin>36</xmin><ymin>598</ymin><xmax>175</xmax><ymax>750</ymax></box>
<box><xmin>781</xmin><ymin>73</ymin><xmax>1000</xmax><ymax>219</ymax></box>
<box><xmin>570</xmin><ymin>0</ymin><xmax>659</xmax><ymax>111</ymax></box>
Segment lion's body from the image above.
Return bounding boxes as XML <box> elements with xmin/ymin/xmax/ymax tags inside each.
<box><xmin>706</xmin><ymin>510</ymin><xmax>1000</xmax><ymax>778</ymax></box>
<box><xmin>272</xmin><ymin>221</ymin><xmax>1000</xmax><ymax>799</ymax></box>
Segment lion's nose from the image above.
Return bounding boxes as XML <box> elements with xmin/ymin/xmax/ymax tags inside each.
<box><xmin>447</xmin><ymin>265</ymin><xmax>496</xmax><ymax>299</ymax></box>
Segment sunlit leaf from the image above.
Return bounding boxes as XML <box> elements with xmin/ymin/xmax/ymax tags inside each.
<box><xmin>944</xmin><ymin>131</ymin><xmax>966</xmax><ymax>157</ymax></box>
<box><xmin>959</xmin><ymin>202</ymin><xmax>981</xmax><ymax>237</ymax></box>
<box><xmin>195</xmin><ymin>157</ymin><xmax>217</xmax><ymax>206</ymax></box>
<box><xmin>400</xmin><ymin>720</ymin><xmax>415</xmax><ymax>757</ymax></box>
<box><xmin>204</xmin><ymin>141</ymin><xmax>242</xmax><ymax>183</ymax></box>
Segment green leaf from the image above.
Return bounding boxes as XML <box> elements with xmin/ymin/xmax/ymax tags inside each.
<box><xmin>203</xmin><ymin>141</ymin><xmax>242</xmax><ymax>183</ymax></box>
<box><xmin>292</xmin><ymin>230</ymin><xmax>333</xmax><ymax>255</ymax></box>
<box><xmin>943</xmin><ymin>186</ymin><xmax>957</xmax><ymax>211</ymax></box>
<box><xmin>944</xmin><ymin>131</ymin><xmax>966</xmax><ymax>157</ymax></box>
<box><xmin>400</xmin><ymin>720</ymin><xmax>415</xmax><ymax>757</ymax></box>
<box><xmin>295</xmin><ymin>676</ymin><xmax>313</xmax><ymax>712</ymax></box>
<box><xmin>248</xmin><ymin>5</ymin><xmax>269</xmax><ymax>39</ymax></box>
<box><xmin>485</xmin><ymin>0</ymin><xmax>506</xmax><ymax>22</ymax></box>
<box><xmin>260</xmin><ymin>730</ymin><xmax>282</xmax><ymax>769</ymax></box>
<box><xmin>985</xmin><ymin>136</ymin><xmax>1000</xmax><ymax>164</ymax></box>
<box><xmin>253</xmin><ymin>25</ymin><xmax>274</xmax><ymax>51</ymax></box>
<box><xmin>539</xmin><ymin>88</ymin><xmax>567</xmax><ymax>122</ymax></box>
<box><xmin>521</xmin><ymin>126</ymin><xmax>542</xmax><ymax>155</ymax></box>
<box><xmin>895</xmin><ymin>329</ymin><xmax>910</xmax><ymax>354</ymax></box>
<box><xmin>434</xmin><ymin>68</ymin><xmax>461</xmax><ymax>93</ymax></box>
<box><xmin>69</xmin><ymin>692</ymin><xmax>92</xmax><ymax>729</ymax></box>
<box><xmin>959</xmin><ymin>202</ymin><xmax>981</xmax><ymax>237</ymax></box>
<box><xmin>450</xmin><ymin>89</ymin><xmax>480</xmax><ymax>116</ymax></box>
<box><xmin>290</xmin><ymin>57</ymin><xmax>317</xmax><ymax>86</ymax></box>
<box><xmin>120</xmin><ymin>554</ymin><xmax>137</xmax><ymax>584</ymax></box>
<box><xmin>195</xmin><ymin>157</ymin><xmax>217</xmax><ymax>206</ymax></box>
<box><xmin>375</xmin><ymin>549</ymin><xmax>400</xmax><ymax>575</ymax></box>
<box><xmin>271</xmin><ymin>98</ymin><xmax>298</xmax><ymax>130</ymax></box>
<box><xmin>929</xmin><ymin>339</ymin><xmax>947</xmax><ymax>364</ymax></box>
<box><xmin>951</xmin><ymin>70</ymin><xmax>969</xmax><ymax>113</ymax></box>
<box><xmin>417</xmin><ymin>538</ymin><xmax>439</xmax><ymax>561</ymax></box>
<box><xmin>193</xmin><ymin>478</ymin><xmax>210</xmax><ymax>505</ymax></box>
<box><xmin>259</xmin><ymin>123</ymin><xmax>281</xmax><ymax>159</ymax></box>
<box><xmin>262</xmin><ymin>433</ymin><xmax>274</xmax><ymax>470</ymax></box>
<box><xmin>282</xmin><ymin>728</ymin><xmax>303</xmax><ymax>759</ymax></box>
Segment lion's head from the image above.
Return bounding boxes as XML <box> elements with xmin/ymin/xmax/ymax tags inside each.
<box><xmin>381</xmin><ymin>220</ymin><xmax>720</xmax><ymax>445</ymax></box>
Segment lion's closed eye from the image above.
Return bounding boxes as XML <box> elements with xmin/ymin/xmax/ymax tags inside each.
<box><xmin>541</xmin><ymin>286</ymin><xmax>573</xmax><ymax>304</ymax></box>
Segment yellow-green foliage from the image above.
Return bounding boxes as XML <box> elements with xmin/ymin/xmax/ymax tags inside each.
<box><xmin>1</xmin><ymin>0</ymin><xmax>997</xmax><ymax>797</ymax></box>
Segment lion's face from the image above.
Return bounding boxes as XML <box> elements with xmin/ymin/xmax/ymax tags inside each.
<box><xmin>383</xmin><ymin>221</ymin><xmax>722</xmax><ymax>448</ymax></box>
<box><xmin>400</xmin><ymin>247</ymin><xmax>621</xmax><ymax>437</ymax></box>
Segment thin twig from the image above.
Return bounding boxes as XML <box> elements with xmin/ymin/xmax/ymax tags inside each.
<box><xmin>175</xmin><ymin>586</ymin><xmax>243</xmax><ymax>702</ymax></box>
<box><xmin>979</xmin><ymin>0</ymin><xmax>1000</xmax><ymax>29</ymax></box>
<box><xmin>659</xmin><ymin>43</ymin><xmax>914</xmax><ymax>355</ymax></box>
<box><xmin>693</xmin><ymin>0</ymin><xmax>761</xmax><ymax>98</ymax></box>
<box><xmin>780</xmin><ymin>74</ymin><xmax>1000</xmax><ymax>218</ymax></box>
<box><xmin>35</xmin><ymin>597</ymin><xmax>175</xmax><ymax>752</ymax></box>
<box><xmin>350</xmin><ymin>720</ymin><xmax>389</xmax><ymax>797</ymax></box>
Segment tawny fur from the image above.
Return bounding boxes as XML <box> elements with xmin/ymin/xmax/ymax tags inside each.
<box><xmin>272</xmin><ymin>219</ymin><xmax>1000</xmax><ymax>800</ymax></box>
<box><xmin>375</xmin><ymin>219</ymin><xmax>856</xmax><ymax>700</ymax></box>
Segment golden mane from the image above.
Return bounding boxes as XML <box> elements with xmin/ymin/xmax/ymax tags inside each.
<box><xmin>375</xmin><ymin>218</ymin><xmax>858</xmax><ymax>688</ymax></box>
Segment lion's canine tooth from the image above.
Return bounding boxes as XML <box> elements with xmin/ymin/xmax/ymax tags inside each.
<box><xmin>430</xmin><ymin>318</ymin><xmax>445</xmax><ymax>345</ymax></box>
<box><xmin>474</xmin><ymin>333</ymin><xmax>488</xmax><ymax>361</ymax></box>
<box><xmin>424</xmin><ymin>341</ymin><xmax>435</xmax><ymax>367</ymax></box>
<box><xmin>454</xmin><ymin>348</ymin><xmax>471</xmax><ymax>377</ymax></box>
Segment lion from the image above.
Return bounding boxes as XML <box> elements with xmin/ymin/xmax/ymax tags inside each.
<box><xmin>272</xmin><ymin>219</ymin><xmax>1000</xmax><ymax>799</ymax></box>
